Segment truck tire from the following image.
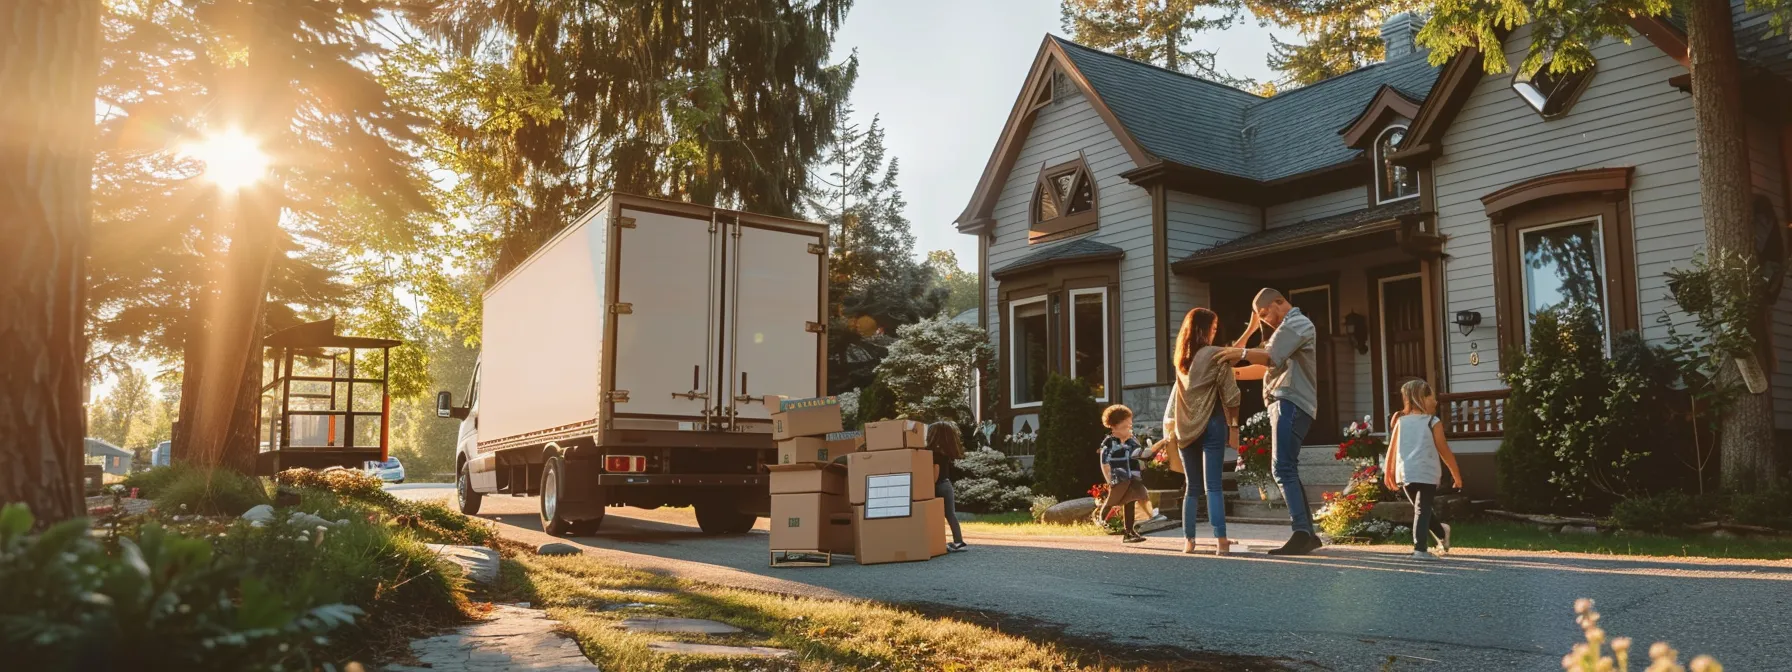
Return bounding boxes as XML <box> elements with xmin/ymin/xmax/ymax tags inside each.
<box><xmin>456</xmin><ymin>460</ymin><xmax>482</xmax><ymax>516</ymax></box>
<box><xmin>694</xmin><ymin>500</ymin><xmax>757</xmax><ymax>535</ymax></box>
<box><xmin>540</xmin><ymin>455</ymin><xmax>577</xmax><ymax>537</ymax></box>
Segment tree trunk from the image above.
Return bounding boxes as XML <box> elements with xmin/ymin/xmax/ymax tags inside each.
<box><xmin>1688</xmin><ymin>0</ymin><xmax>1780</xmax><ymax>492</ymax></box>
<box><xmin>221</xmin><ymin>329</ymin><xmax>266</xmax><ymax>476</ymax></box>
<box><xmin>0</xmin><ymin>0</ymin><xmax>102</xmax><ymax>525</ymax></box>
<box><xmin>181</xmin><ymin>191</ymin><xmax>279</xmax><ymax>474</ymax></box>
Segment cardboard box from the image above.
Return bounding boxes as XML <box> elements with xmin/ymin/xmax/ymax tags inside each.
<box><xmin>852</xmin><ymin>497</ymin><xmax>944</xmax><ymax>565</ymax></box>
<box><xmin>776</xmin><ymin>437</ymin><xmax>831</xmax><ymax>465</ymax></box>
<box><xmin>927</xmin><ymin>497</ymin><xmax>948</xmax><ymax>557</ymax></box>
<box><xmin>825</xmin><ymin>430</ymin><xmax>867</xmax><ymax>456</ymax></box>
<box><xmin>864</xmin><ymin>419</ymin><xmax>926</xmax><ymax>450</ymax></box>
<box><xmin>825</xmin><ymin>512</ymin><xmax>855</xmax><ymax>555</ymax></box>
<box><xmin>770</xmin><ymin>492</ymin><xmax>850</xmax><ymax>551</ymax></box>
<box><xmin>771</xmin><ymin>396</ymin><xmax>844</xmax><ymax>440</ymax></box>
<box><xmin>846</xmin><ymin>449</ymin><xmax>936</xmax><ymax>505</ymax></box>
<box><xmin>767</xmin><ymin>462</ymin><xmax>846</xmax><ymax>495</ymax></box>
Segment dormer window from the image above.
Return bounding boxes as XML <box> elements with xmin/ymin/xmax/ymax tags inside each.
<box><xmin>1513</xmin><ymin>57</ymin><xmax>1595</xmax><ymax>119</ymax></box>
<box><xmin>1375</xmin><ymin>126</ymin><xmax>1418</xmax><ymax>203</ymax></box>
<box><xmin>1031</xmin><ymin>157</ymin><xmax>1098</xmax><ymax>241</ymax></box>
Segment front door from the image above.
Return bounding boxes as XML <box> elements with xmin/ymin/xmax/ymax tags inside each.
<box><xmin>1286</xmin><ymin>285</ymin><xmax>1337</xmax><ymax>444</ymax></box>
<box><xmin>1377</xmin><ymin>274</ymin><xmax>1426</xmax><ymax>430</ymax></box>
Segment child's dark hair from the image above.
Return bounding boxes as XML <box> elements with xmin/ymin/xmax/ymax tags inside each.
<box><xmin>1101</xmin><ymin>404</ymin><xmax>1133</xmax><ymax>428</ymax></box>
<box><xmin>926</xmin><ymin>421</ymin><xmax>964</xmax><ymax>460</ymax></box>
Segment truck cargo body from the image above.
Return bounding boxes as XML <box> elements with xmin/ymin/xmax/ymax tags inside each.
<box><xmin>440</xmin><ymin>193</ymin><xmax>827</xmax><ymax>535</ymax></box>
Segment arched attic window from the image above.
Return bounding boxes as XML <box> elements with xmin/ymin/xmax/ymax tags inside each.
<box><xmin>1375</xmin><ymin>125</ymin><xmax>1419</xmax><ymax>204</ymax></box>
<box><xmin>1031</xmin><ymin>157</ymin><xmax>1097</xmax><ymax>241</ymax></box>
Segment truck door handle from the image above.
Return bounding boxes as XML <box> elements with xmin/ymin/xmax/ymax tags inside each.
<box><xmin>673</xmin><ymin>364</ymin><xmax>709</xmax><ymax>400</ymax></box>
<box><xmin>734</xmin><ymin>371</ymin><xmax>764</xmax><ymax>405</ymax></box>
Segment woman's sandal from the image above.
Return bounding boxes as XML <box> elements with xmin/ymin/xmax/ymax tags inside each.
<box><xmin>1182</xmin><ymin>540</ymin><xmax>1199</xmax><ymax>554</ymax></box>
<box><xmin>1215</xmin><ymin>538</ymin><xmax>1233</xmax><ymax>556</ymax></box>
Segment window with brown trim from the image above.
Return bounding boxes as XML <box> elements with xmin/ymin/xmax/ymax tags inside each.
<box><xmin>1483</xmin><ymin>168</ymin><xmax>1637</xmax><ymax>361</ymax></box>
<box><xmin>1375</xmin><ymin>125</ymin><xmax>1419</xmax><ymax>203</ymax></box>
<box><xmin>1031</xmin><ymin>158</ymin><xmax>1098</xmax><ymax>241</ymax></box>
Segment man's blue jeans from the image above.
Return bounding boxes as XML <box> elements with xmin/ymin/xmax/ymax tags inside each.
<box><xmin>1268</xmin><ymin>399</ymin><xmax>1315</xmax><ymax>533</ymax></box>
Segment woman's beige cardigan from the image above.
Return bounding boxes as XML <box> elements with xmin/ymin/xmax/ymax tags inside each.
<box><xmin>1160</xmin><ymin>345</ymin><xmax>1242</xmax><ymax>473</ymax></box>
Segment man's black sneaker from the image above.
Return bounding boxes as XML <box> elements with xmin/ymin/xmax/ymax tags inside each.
<box><xmin>1267</xmin><ymin>531</ymin><xmax>1322</xmax><ymax>555</ymax></box>
<box><xmin>1122</xmin><ymin>534</ymin><xmax>1147</xmax><ymax>543</ymax></box>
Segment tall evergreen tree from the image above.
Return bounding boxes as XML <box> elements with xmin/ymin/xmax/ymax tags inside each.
<box><xmin>1418</xmin><ymin>0</ymin><xmax>1786</xmax><ymax>490</ymax></box>
<box><xmin>0</xmin><ymin>0</ymin><xmax>101</xmax><ymax>525</ymax></box>
<box><xmin>805</xmin><ymin>110</ymin><xmax>944</xmax><ymax>394</ymax></box>
<box><xmin>1261</xmin><ymin>14</ymin><xmax>1386</xmax><ymax>86</ymax></box>
<box><xmin>1061</xmin><ymin>0</ymin><xmax>1254</xmax><ymax>87</ymax></box>
<box><xmin>409</xmin><ymin>0</ymin><xmax>857</xmax><ymax>280</ymax></box>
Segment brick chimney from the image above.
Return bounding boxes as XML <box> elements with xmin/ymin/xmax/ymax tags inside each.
<box><xmin>1382</xmin><ymin>13</ymin><xmax>1420</xmax><ymax>60</ymax></box>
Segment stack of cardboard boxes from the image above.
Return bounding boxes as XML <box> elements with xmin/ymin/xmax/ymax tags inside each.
<box><xmin>766</xmin><ymin>396</ymin><xmax>862</xmax><ymax>563</ymax></box>
<box><xmin>847</xmin><ymin>419</ymin><xmax>947</xmax><ymax>564</ymax></box>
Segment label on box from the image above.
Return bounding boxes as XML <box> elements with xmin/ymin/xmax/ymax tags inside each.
<box><xmin>864</xmin><ymin>473</ymin><xmax>913</xmax><ymax>519</ymax></box>
<box><xmin>825</xmin><ymin>430</ymin><xmax>863</xmax><ymax>442</ymax></box>
<box><xmin>787</xmin><ymin>517</ymin><xmax>801</xmax><ymax>527</ymax></box>
<box><xmin>779</xmin><ymin>396</ymin><xmax>839</xmax><ymax>412</ymax></box>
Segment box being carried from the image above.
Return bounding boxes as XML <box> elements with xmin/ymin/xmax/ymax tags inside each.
<box><xmin>864</xmin><ymin>419</ymin><xmax>926</xmax><ymax>451</ymax></box>
<box><xmin>846</xmin><ymin>449</ymin><xmax>935</xmax><ymax>504</ymax></box>
<box><xmin>769</xmin><ymin>396</ymin><xmax>844</xmax><ymax>440</ymax></box>
<box><xmin>771</xmin><ymin>492</ymin><xmax>853</xmax><ymax>554</ymax></box>
<box><xmin>767</xmin><ymin>462</ymin><xmax>846</xmax><ymax>495</ymax></box>
<box><xmin>853</xmin><ymin>497</ymin><xmax>945</xmax><ymax>565</ymax></box>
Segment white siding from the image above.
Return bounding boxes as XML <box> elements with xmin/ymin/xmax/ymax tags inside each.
<box><xmin>982</xmin><ymin>84</ymin><xmax>1155</xmax><ymax>388</ymax></box>
<box><xmin>1434</xmin><ymin>26</ymin><xmax>1698</xmax><ymax>390</ymax></box>
<box><xmin>1749</xmin><ymin>118</ymin><xmax>1792</xmax><ymax>428</ymax></box>
<box><xmin>1265</xmin><ymin>187</ymin><xmax>1370</xmax><ymax>228</ymax></box>
<box><xmin>1164</xmin><ymin>190</ymin><xmax>1258</xmax><ymax>335</ymax></box>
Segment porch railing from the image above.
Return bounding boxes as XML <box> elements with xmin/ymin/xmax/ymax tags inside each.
<box><xmin>1439</xmin><ymin>389</ymin><xmax>1509</xmax><ymax>439</ymax></box>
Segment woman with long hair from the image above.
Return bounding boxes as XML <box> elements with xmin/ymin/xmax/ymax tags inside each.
<box><xmin>927</xmin><ymin>421</ymin><xmax>969</xmax><ymax>552</ymax></box>
<box><xmin>1161</xmin><ymin>308</ymin><xmax>1247</xmax><ymax>555</ymax></box>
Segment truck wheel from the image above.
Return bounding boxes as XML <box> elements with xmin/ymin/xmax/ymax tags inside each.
<box><xmin>456</xmin><ymin>461</ymin><xmax>482</xmax><ymax>516</ymax></box>
<box><xmin>540</xmin><ymin>455</ymin><xmax>577</xmax><ymax>537</ymax></box>
<box><xmin>694</xmin><ymin>500</ymin><xmax>756</xmax><ymax>535</ymax></box>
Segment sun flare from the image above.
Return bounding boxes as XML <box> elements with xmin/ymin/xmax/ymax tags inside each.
<box><xmin>182</xmin><ymin>129</ymin><xmax>270</xmax><ymax>189</ymax></box>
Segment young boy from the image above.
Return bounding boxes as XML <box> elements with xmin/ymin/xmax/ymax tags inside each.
<box><xmin>1100</xmin><ymin>404</ymin><xmax>1155</xmax><ymax>543</ymax></box>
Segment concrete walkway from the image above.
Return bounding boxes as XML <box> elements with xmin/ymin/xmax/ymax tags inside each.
<box><xmin>386</xmin><ymin>604</ymin><xmax>595</xmax><ymax>672</ymax></box>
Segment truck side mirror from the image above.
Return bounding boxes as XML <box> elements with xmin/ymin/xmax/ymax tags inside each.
<box><xmin>436</xmin><ymin>391</ymin><xmax>454</xmax><ymax>418</ymax></box>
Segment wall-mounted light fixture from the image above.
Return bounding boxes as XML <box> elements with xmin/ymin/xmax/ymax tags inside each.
<box><xmin>1344</xmin><ymin>312</ymin><xmax>1369</xmax><ymax>354</ymax></box>
<box><xmin>1453</xmin><ymin>310</ymin><xmax>1482</xmax><ymax>337</ymax></box>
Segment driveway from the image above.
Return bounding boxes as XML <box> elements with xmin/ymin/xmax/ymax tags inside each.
<box><xmin>393</xmin><ymin>485</ymin><xmax>1792</xmax><ymax>671</ymax></box>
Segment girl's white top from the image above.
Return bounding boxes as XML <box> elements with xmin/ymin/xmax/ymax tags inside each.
<box><xmin>1392</xmin><ymin>413</ymin><xmax>1443</xmax><ymax>486</ymax></box>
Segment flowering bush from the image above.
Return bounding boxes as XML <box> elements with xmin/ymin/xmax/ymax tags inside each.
<box><xmin>1335</xmin><ymin>416</ymin><xmax>1384</xmax><ymax>464</ymax></box>
<box><xmin>1564</xmin><ymin>599</ymin><xmax>1721</xmax><ymax>672</ymax></box>
<box><xmin>1316</xmin><ymin>476</ymin><xmax>1399</xmax><ymax>542</ymax></box>
<box><xmin>1234</xmin><ymin>410</ymin><xmax>1275</xmax><ymax>491</ymax></box>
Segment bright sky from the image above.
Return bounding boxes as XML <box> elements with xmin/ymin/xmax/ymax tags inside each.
<box><xmin>830</xmin><ymin>1</ymin><xmax>1292</xmax><ymax>270</ymax></box>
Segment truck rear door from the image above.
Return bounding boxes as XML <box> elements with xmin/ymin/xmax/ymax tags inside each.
<box><xmin>611</xmin><ymin>207</ymin><xmax>719</xmax><ymax>422</ymax></box>
<box><xmin>722</xmin><ymin>217</ymin><xmax>825</xmax><ymax>423</ymax></box>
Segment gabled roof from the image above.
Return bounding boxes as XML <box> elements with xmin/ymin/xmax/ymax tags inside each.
<box><xmin>1053</xmin><ymin>37</ymin><xmax>1442</xmax><ymax>182</ymax></box>
<box><xmin>85</xmin><ymin>438</ymin><xmax>132</xmax><ymax>459</ymax></box>
<box><xmin>991</xmin><ymin>237</ymin><xmax>1124</xmax><ymax>279</ymax></box>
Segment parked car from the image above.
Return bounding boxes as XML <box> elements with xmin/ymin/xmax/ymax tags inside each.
<box><xmin>362</xmin><ymin>457</ymin><xmax>405</xmax><ymax>483</ymax></box>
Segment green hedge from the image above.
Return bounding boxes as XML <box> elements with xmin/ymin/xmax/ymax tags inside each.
<box><xmin>1032</xmin><ymin>374</ymin><xmax>1107</xmax><ymax>500</ymax></box>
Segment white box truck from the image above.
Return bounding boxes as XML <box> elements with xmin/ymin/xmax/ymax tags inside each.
<box><xmin>436</xmin><ymin>193</ymin><xmax>827</xmax><ymax>536</ymax></box>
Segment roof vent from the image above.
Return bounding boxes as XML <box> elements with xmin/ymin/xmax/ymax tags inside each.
<box><xmin>1381</xmin><ymin>13</ymin><xmax>1421</xmax><ymax>61</ymax></box>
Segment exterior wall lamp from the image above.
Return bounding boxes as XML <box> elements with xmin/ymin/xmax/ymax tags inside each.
<box><xmin>1344</xmin><ymin>312</ymin><xmax>1369</xmax><ymax>354</ymax></box>
<box><xmin>1454</xmin><ymin>310</ymin><xmax>1482</xmax><ymax>337</ymax></box>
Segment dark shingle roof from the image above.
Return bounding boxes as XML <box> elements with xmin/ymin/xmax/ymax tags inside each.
<box><xmin>84</xmin><ymin>438</ymin><xmax>132</xmax><ymax>459</ymax></box>
<box><xmin>991</xmin><ymin>237</ymin><xmax>1124</xmax><ymax>279</ymax></box>
<box><xmin>1174</xmin><ymin>199</ymin><xmax>1420</xmax><ymax>269</ymax></box>
<box><xmin>1735</xmin><ymin>2</ymin><xmax>1792</xmax><ymax>82</ymax></box>
<box><xmin>1053</xmin><ymin>37</ymin><xmax>1443</xmax><ymax>182</ymax></box>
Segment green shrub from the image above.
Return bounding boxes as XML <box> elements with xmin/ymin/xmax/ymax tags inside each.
<box><xmin>156</xmin><ymin>466</ymin><xmax>270</xmax><ymax>516</ymax></box>
<box><xmin>0</xmin><ymin>503</ymin><xmax>358</xmax><ymax>670</ymax></box>
<box><xmin>1725</xmin><ymin>486</ymin><xmax>1792</xmax><ymax>530</ymax></box>
<box><xmin>853</xmin><ymin>379</ymin><xmax>899</xmax><ymax>429</ymax></box>
<box><xmin>1498</xmin><ymin>307</ymin><xmax>1677</xmax><ymax>513</ymax></box>
<box><xmin>120</xmin><ymin>463</ymin><xmax>195</xmax><ymax>499</ymax></box>
<box><xmin>1032</xmin><ymin>374</ymin><xmax>1107</xmax><ymax>499</ymax></box>
<box><xmin>951</xmin><ymin>448</ymin><xmax>1034</xmax><ymax>513</ymax></box>
<box><xmin>874</xmin><ymin>317</ymin><xmax>993</xmax><ymax>424</ymax></box>
<box><xmin>1609</xmin><ymin>491</ymin><xmax>1709</xmax><ymax>533</ymax></box>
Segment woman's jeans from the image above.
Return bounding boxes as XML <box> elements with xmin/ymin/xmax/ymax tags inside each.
<box><xmin>1181</xmin><ymin>413</ymin><xmax>1229</xmax><ymax>539</ymax></box>
<box><xmin>936</xmin><ymin>478</ymin><xmax>964</xmax><ymax>544</ymax></box>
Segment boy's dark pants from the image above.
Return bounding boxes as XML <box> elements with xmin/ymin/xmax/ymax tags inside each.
<box><xmin>1403</xmin><ymin>483</ymin><xmax>1448</xmax><ymax>551</ymax></box>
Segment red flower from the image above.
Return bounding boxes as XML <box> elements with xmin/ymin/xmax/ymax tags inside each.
<box><xmin>1258</xmin><ymin>448</ymin><xmax>1268</xmax><ymax>455</ymax></box>
<box><xmin>1345</xmin><ymin>493</ymin><xmax>1358</xmax><ymax>501</ymax></box>
<box><xmin>1323</xmin><ymin>492</ymin><xmax>1335</xmax><ymax>501</ymax></box>
<box><xmin>1364</xmin><ymin>503</ymin><xmax>1376</xmax><ymax>511</ymax></box>
<box><xmin>1237</xmin><ymin>445</ymin><xmax>1248</xmax><ymax>455</ymax></box>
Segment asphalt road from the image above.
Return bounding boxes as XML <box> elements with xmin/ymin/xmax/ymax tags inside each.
<box><xmin>389</xmin><ymin>484</ymin><xmax>1792</xmax><ymax>671</ymax></box>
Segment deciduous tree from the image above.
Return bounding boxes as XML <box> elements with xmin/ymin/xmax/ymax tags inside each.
<box><xmin>1061</xmin><ymin>0</ymin><xmax>1254</xmax><ymax>87</ymax></box>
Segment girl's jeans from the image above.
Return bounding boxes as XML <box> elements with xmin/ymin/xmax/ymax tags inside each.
<box><xmin>1403</xmin><ymin>482</ymin><xmax>1448</xmax><ymax>551</ymax></box>
<box><xmin>936</xmin><ymin>478</ymin><xmax>964</xmax><ymax>544</ymax></box>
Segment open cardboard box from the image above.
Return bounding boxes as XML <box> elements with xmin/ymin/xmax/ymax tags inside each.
<box><xmin>770</xmin><ymin>396</ymin><xmax>844</xmax><ymax>440</ymax></box>
<box><xmin>767</xmin><ymin>462</ymin><xmax>846</xmax><ymax>495</ymax></box>
<box><xmin>864</xmin><ymin>419</ymin><xmax>926</xmax><ymax>450</ymax></box>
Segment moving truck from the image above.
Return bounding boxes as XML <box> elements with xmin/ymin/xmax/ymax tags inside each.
<box><xmin>436</xmin><ymin>193</ymin><xmax>827</xmax><ymax>536</ymax></box>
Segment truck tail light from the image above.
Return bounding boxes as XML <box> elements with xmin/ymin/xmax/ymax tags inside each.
<box><xmin>604</xmin><ymin>455</ymin><xmax>647</xmax><ymax>473</ymax></box>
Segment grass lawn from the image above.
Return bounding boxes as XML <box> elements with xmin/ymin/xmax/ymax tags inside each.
<box><xmin>958</xmin><ymin>511</ymin><xmax>1110</xmax><ymax>537</ymax></box>
<box><xmin>502</xmin><ymin>554</ymin><xmax>1268</xmax><ymax>671</ymax></box>
<box><xmin>1450</xmin><ymin>520</ymin><xmax>1792</xmax><ymax>560</ymax></box>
